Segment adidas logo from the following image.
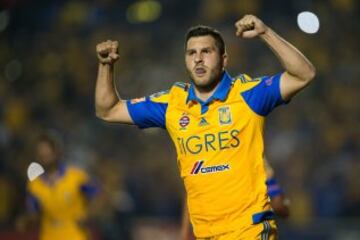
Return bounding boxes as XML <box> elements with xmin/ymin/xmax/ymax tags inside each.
<box><xmin>198</xmin><ymin>117</ymin><xmax>209</xmax><ymax>126</ymax></box>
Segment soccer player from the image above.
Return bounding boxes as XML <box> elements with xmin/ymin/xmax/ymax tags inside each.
<box><xmin>18</xmin><ymin>132</ymin><xmax>97</xmax><ymax>240</ymax></box>
<box><xmin>180</xmin><ymin>157</ymin><xmax>290</xmax><ymax>240</ymax></box>
<box><xmin>95</xmin><ymin>15</ymin><xmax>315</xmax><ymax>239</ymax></box>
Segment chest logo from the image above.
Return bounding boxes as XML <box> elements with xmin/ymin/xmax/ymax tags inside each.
<box><xmin>198</xmin><ymin>117</ymin><xmax>209</xmax><ymax>126</ymax></box>
<box><xmin>218</xmin><ymin>106</ymin><xmax>232</xmax><ymax>125</ymax></box>
<box><xmin>190</xmin><ymin>160</ymin><xmax>230</xmax><ymax>175</ymax></box>
<box><xmin>179</xmin><ymin>115</ymin><xmax>190</xmax><ymax>129</ymax></box>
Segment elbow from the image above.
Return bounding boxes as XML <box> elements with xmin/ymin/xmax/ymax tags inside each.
<box><xmin>95</xmin><ymin>108</ymin><xmax>119</xmax><ymax>123</ymax></box>
<box><xmin>95</xmin><ymin>108</ymin><xmax>109</xmax><ymax>121</ymax></box>
<box><xmin>95</xmin><ymin>100</ymin><xmax>128</xmax><ymax>123</ymax></box>
<box><xmin>95</xmin><ymin>111</ymin><xmax>102</xmax><ymax>119</ymax></box>
<box><xmin>304</xmin><ymin>64</ymin><xmax>316</xmax><ymax>84</ymax></box>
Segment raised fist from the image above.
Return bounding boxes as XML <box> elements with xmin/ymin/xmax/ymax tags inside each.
<box><xmin>96</xmin><ymin>40</ymin><xmax>119</xmax><ymax>64</ymax></box>
<box><xmin>235</xmin><ymin>15</ymin><xmax>268</xmax><ymax>38</ymax></box>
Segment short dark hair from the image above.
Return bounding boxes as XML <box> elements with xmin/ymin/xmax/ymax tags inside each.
<box><xmin>37</xmin><ymin>130</ymin><xmax>63</xmax><ymax>154</ymax></box>
<box><xmin>185</xmin><ymin>25</ymin><xmax>226</xmax><ymax>55</ymax></box>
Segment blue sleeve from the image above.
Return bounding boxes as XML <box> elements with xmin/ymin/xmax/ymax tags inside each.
<box><xmin>241</xmin><ymin>73</ymin><xmax>286</xmax><ymax>116</ymax></box>
<box><xmin>26</xmin><ymin>193</ymin><xmax>40</xmax><ymax>214</ymax></box>
<box><xmin>126</xmin><ymin>97</ymin><xmax>167</xmax><ymax>129</ymax></box>
<box><xmin>266</xmin><ymin>177</ymin><xmax>284</xmax><ymax>198</ymax></box>
<box><xmin>80</xmin><ymin>182</ymin><xmax>99</xmax><ymax>199</ymax></box>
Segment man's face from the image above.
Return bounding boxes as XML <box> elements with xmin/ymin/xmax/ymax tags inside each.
<box><xmin>185</xmin><ymin>35</ymin><xmax>227</xmax><ymax>90</ymax></box>
<box><xmin>36</xmin><ymin>141</ymin><xmax>58</xmax><ymax>169</ymax></box>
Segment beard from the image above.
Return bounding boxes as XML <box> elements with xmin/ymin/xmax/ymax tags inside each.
<box><xmin>188</xmin><ymin>65</ymin><xmax>224</xmax><ymax>92</ymax></box>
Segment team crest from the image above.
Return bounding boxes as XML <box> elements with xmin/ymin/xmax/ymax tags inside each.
<box><xmin>218</xmin><ymin>106</ymin><xmax>232</xmax><ymax>125</ymax></box>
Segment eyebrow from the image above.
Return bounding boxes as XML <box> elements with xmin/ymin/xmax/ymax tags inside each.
<box><xmin>186</xmin><ymin>46</ymin><xmax>214</xmax><ymax>53</ymax></box>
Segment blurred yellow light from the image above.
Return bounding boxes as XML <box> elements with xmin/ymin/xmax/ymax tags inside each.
<box><xmin>60</xmin><ymin>1</ymin><xmax>89</xmax><ymax>26</ymax></box>
<box><xmin>126</xmin><ymin>0</ymin><xmax>162</xmax><ymax>23</ymax></box>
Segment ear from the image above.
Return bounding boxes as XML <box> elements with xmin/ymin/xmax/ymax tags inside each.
<box><xmin>222</xmin><ymin>53</ymin><xmax>228</xmax><ymax>69</ymax></box>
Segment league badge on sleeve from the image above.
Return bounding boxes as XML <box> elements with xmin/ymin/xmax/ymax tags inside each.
<box><xmin>218</xmin><ymin>106</ymin><xmax>232</xmax><ymax>126</ymax></box>
<box><xmin>265</xmin><ymin>76</ymin><xmax>274</xmax><ymax>86</ymax></box>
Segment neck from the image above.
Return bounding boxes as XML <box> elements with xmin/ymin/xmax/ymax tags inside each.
<box><xmin>194</xmin><ymin>71</ymin><xmax>224</xmax><ymax>102</ymax></box>
<box><xmin>46</xmin><ymin>162</ymin><xmax>61</xmax><ymax>175</ymax></box>
<box><xmin>194</xmin><ymin>86</ymin><xmax>217</xmax><ymax>102</ymax></box>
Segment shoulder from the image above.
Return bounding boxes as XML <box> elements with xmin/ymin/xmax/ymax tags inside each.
<box><xmin>27</xmin><ymin>177</ymin><xmax>45</xmax><ymax>195</ymax></box>
<box><xmin>146</xmin><ymin>83</ymin><xmax>182</xmax><ymax>104</ymax></box>
<box><xmin>232</xmin><ymin>73</ymin><xmax>264</xmax><ymax>92</ymax></box>
<box><xmin>141</xmin><ymin>82</ymin><xmax>189</xmax><ymax>104</ymax></box>
<box><xmin>27</xmin><ymin>179</ymin><xmax>39</xmax><ymax>192</ymax></box>
<box><xmin>168</xmin><ymin>81</ymin><xmax>190</xmax><ymax>100</ymax></box>
<box><xmin>149</xmin><ymin>90</ymin><xmax>170</xmax><ymax>103</ymax></box>
<box><xmin>171</xmin><ymin>81</ymin><xmax>190</xmax><ymax>93</ymax></box>
<box><xmin>66</xmin><ymin>166</ymin><xmax>89</xmax><ymax>180</ymax></box>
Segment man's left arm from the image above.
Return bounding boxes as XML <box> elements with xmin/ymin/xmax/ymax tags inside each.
<box><xmin>180</xmin><ymin>199</ymin><xmax>193</xmax><ymax>240</ymax></box>
<box><xmin>235</xmin><ymin>15</ymin><xmax>316</xmax><ymax>101</ymax></box>
<box><xmin>264</xmin><ymin>157</ymin><xmax>290</xmax><ymax>218</ymax></box>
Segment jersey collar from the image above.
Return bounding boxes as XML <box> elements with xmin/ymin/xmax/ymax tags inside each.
<box><xmin>41</xmin><ymin>163</ymin><xmax>67</xmax><ymax>184</ymax></box>
<box><xmin>186</xmin><ymin>71</ymin><xmax>232</xmax><ymax>105</ymax></box>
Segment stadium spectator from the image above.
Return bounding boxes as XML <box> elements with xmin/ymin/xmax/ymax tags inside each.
<box><xmin>16</xmin><ymin>131</ymin><xmax>98</xmax><ymax>240</ymax></box>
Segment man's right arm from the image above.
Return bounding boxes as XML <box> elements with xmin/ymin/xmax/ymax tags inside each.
<box><xmin>16</xmin><ymin>193</ymin><xmax>40</xmax><ymax>232</ymax></box>
<box><xmin>95</xmin><ymin>40</ymin><xmax>133</xmax><ymax>124</ymax></box>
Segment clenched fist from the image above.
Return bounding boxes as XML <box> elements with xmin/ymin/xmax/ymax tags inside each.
<box><xmin>96</xmin><ymin>40</ymin><xmax>119</xmax><ymax>64</ymax></box>
<box><xmin>235</xmin><ymin>15</ymin><xmax>268</xmax><ymax>38</ymax></box>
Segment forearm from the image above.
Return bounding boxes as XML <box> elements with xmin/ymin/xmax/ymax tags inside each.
<box><xmin>181</xmin><ymin>200</ymin><xmax>193</xmax><ymax>240</ymax></box>
<box><xmin>95</xmin><ymin>63</ymin><xmax>121</xmax><ymax>118</ymax></box>
<box><xmin>16</xmin><ymin>213</ymin><xmax>39</xmax><ymax>232</ymax></box>
<box><xmin>271</xmin><ymin>194</ymin><xmax>290</xmax><ymax>218</ymax></box>
<box><xmin>181</xmin><ymin>201</ymin><xmax>189</xmax><ymax>239</ymax></box>
<box><xmin>260</xmin><ymin>28</ymin><xmax>315</xmax><ymax>82</ymax></box>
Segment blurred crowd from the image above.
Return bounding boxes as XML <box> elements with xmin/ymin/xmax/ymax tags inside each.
<box><xmin>0</xmin><ymin>0</ymin><xmax>359</xmax><ymax>239</ymax></box>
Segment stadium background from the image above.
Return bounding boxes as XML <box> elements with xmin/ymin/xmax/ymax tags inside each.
<box><xmin>0</xmin><ymin>0</ymin><xmax>359</xmax><ymax>239</ymax></box>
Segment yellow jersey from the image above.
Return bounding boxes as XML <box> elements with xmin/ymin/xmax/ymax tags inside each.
<box><xmin>127</xmin><ymin>71</ymin><xmax>285</xmax><ymax>237</ymax></box>
<box><xmin>27</xmin><ymin>165</ymin><xmax>96</xmax><ymax>240</ymax></box>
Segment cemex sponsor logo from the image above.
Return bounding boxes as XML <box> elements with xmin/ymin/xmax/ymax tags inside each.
<box><xmin>190</xmin><ymin>160</ymin><xmax>230</xmax><ymax>175</ymax></box>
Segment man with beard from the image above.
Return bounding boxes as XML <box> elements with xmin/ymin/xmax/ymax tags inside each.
<box><xmin>95</xmin><ymin>15</ymin><xmax>315</xmax><ymax>239</ymax></box>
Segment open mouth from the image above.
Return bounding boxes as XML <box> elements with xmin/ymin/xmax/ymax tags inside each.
<box><xmin>195</xmin><ymin>67</ymin><xmax>206</xmax><ymax>76</ymax></box>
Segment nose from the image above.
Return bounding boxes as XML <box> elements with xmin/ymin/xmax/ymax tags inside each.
<box><xmin>194</xmin><ymin>52</ymin><xmax>203</xmax><ymax>64</ymax></box>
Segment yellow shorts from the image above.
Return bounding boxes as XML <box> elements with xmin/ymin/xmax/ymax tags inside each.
<box><xmin>196</xmin><ymin>220</ymin><xmax>277</xmax><ymax>240</ymax></box>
